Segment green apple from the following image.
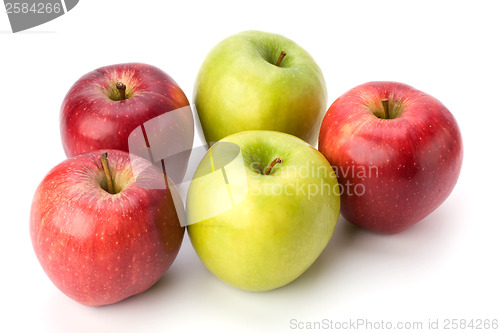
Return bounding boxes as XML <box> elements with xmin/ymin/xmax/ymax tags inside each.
<box><xmin>186</xmin><ymin>130</ymin><xmax>340</xmax><ymax>291</ymax></box>
<box><xmin>194</xmin><ymin>30</ymin><xmax>327</xmax><ymax>146</ymax></box>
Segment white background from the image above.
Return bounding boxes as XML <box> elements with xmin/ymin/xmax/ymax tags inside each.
<box><xmin>1</xmin><ymin>1</ymin><xmax>499</xmax><ymax>332</ymax></box>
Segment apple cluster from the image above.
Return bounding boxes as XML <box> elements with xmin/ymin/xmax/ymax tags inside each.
<box><xmin>30</xmin><ymin>30</ymin><xmax>463</xmax><ymax>307</ymax></box>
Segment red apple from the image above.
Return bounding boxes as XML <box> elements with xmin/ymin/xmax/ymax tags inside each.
<box><xmin>319</xmin><ymin>81</ymin><xmax>463</xmax><ymax>234</ymax></box>
<box><xmin>30</xmin><ymin>149</ymin><xmax>184</xmax><ymax>306</ymax></box>
<box><xmin>60</xmin><ymin>62</ymin><xmax>193</xmax><ymax>184</ymax></box>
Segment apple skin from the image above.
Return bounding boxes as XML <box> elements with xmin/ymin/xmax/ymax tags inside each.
<box><xmin>60</xmin><ymin>63</ymin><xmax>191</xmax><ymax>157</ymax></box>
<box><xmin>187</xmin><ymin>131</ymin><xmax>340</xmax><ymax>291</ymax></box>
<box><xmin>318</xmin><ymin>81</ymin><xmax>463</xmax><ymax>234</ymax></box>
<box><xmin>30</xmin><ymin>150</ymin><xmax>184</xmax><ymax>306</ymax></box>
<box><xmin>194</xmin><ymin>30</ymin><xmax>327</xmax><ymax>146</ymax></box>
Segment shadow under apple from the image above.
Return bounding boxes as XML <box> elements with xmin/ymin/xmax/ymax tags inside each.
<box><xmin>268</xmin><ymin>192</ymin><xmax>466</xmax><ymax>307</ymax></box>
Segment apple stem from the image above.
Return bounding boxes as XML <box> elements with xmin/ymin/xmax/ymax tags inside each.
<box><xmin>264</xmin><ymin>158</ymin><xmax>283</xmax><ymax>175</ymax></box>
<box><xmin>275</xmin><ymin>51</ymin><xmax>286</xmax><ymax>67</ymax></box>
<box><xmin>100</xmin><ymin>152</ymin><xmax>115</xmax><ymax>194</ymax></box>
<box><xmin>116</xmin><ymin>82</ymin><xmax>126</xmax><ymax>100</ymax></box>
<box><xmin>381</xmin><ymin>99</ymin><xmax>390</xmax><ymax>119</ymax></box>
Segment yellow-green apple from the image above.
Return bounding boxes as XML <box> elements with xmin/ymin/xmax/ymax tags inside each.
<box><xmin>318</xmin><ymin>81</ymin><xmax>463</xmax><ymax>234</ymax></box>
<box><xmin>186</xmin><ymin>130</ymin><xmax>340</xmax><ymax>291</ymax></box>
<box><xmin>60</xmin><ymin>63</ymin><xmax>193</xmax><ymax>182</ymax></box>
<box><xmin>194</xmin><ymin>31</ymin><xmax>327</xmax><ymax>146</ymax></box>
<box><xmin>30</xmin><ymin>149</ymin><xmax>184</xmax><ymax>306</ymax></box>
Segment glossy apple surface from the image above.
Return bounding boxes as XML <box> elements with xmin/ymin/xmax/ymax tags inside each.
<box><xmin>30</xmin><ymin>150</ymin><xmax>184</xmax><ymax>306</ymax></box>
<box><xmin>194</xmin><ymin>30</ymin><xmax>327</xmax><ymax>146</ymax></box>
<box><xmin>319</xmin><ymin>81</ymin><xmax>463</xmax><ymax>234</ymax></box>
<box><xmin>187</xmin><ymin>131</ymin><xmax>340</xmax><ymax>291</ymax></box>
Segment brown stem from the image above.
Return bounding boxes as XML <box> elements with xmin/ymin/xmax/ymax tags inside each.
<box><xmin>275</xmin><ymin>51</ymin><xmax>286</xmax><ymax>67</ymax></box>
<box><xmin>116</xmin><ymin>82</ymin><xmax>126</xmax><ymax>100</ymax></box>
<box><xmin>381</xmin><ymin>99</ymin><xmax>390</xmax><ymax>119</ymax></box>
<box><xmin>264</xmin><ymin>158</ymin><xmax>283</xmax><ymax>175</ymax></box>
<box><xmin>100</xmin><ymin>152</ymin><xmax>115</xmax><ymax>194</ymax></box>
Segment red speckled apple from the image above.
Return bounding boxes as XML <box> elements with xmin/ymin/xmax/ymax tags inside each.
<box><xmin>30</xmin><ymin>149</ymin><xmax>184</xmax><ymax>306</ymax></box>
<box><xmin>319</xmin><ymin>81</ymin><xmax>463</xmax><ymax>234</ymax></box>
<box><xmin>60</xmin><ymin>63</ymin><xmax>191</xmax><ymax>157</ymax></box>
